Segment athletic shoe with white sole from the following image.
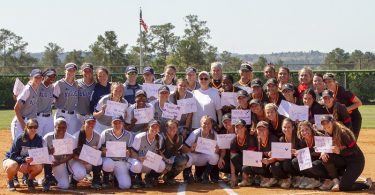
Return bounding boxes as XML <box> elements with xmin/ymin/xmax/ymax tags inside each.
<box><xmin>280</xmin><ymin>178</ymin><xmax>292</xmax><ymax>188</ymax></box>
<box><xmin>319</xmin><ymin>179</ymin><xmax>334</xmax><ymax>190</ymax></box>
<box><xmin>298</xmin><ymin>177</ymin><xmax>310</xmax><ymax>189</ymax></box>
<box><xmin>331</xmin><ymin>178</ymin><xmax>340</xmax><ymax>191</ymax></box>
<box><xmin>263</xmin><ymin>178</ymin><xmax>278</xmax><ymax>187</ymax></box>
<box><xmin>305</xmin><ymin>178</ymin><xmax>321</xmax><ymax>189</ymax></box>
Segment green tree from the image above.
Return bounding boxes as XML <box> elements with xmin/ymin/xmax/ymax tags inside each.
<box><xmin>41</xmin><ymin>42</ymin><xmax>63</xmax><ymax>66</ymax></box>
<box><xmin>0</xmin><ymin>28</ymin><xmax>36</xmax><ymax>67</ymax></box>
<box><xmin>150</xmin><ymin>23</ymin><xmax>179</xmax><ymax>65</ymax></box>
<box><xmin>324</xmin><ymin>48</ymin><xmax>350</xmax><ymax>64</ymax></box>
<box><xmin>255</xmin><ymin>56</ymin><xmax>268</xmax><ymax>68</ymax></box>
<box><xmin>127</xmin><ymin>31</ymin><xmax>154</xmax><ymax>70</ymax></box>
<box><xmin>89</xmin><ymin>31</ymin><xmax>128</xmax><ymax>66</ymax></box>
<box><xmin>218</xmin><ymin>51</ymin><xmax>242</xmax><ymax>72</ymax></box>
<box><xmin>64</xmin><ymin>49</ymin><xmax>85</xmax><ymax>65</ymax></box>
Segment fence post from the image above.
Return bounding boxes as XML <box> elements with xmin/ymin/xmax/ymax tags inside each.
<box><xmin>343</xmin><ymin>72</ymin><xmax>347</xmax><ymax>89</ymax></box>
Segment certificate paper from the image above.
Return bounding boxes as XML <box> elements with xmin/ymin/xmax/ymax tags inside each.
<box><xmin>79</xmin><ymin>144</ymin><xmax>102</xmax><ymax>166</ymax></box>
<box><xmin>221</xmin><ymin>92</ymin><xmax>238</xmax><ymax>107</ymax></box>
<box><xmin>52</xmin><ymin>138</ymin><xmax>74</xmax><ymax>155</ymax></box>
<box><xmin>143</xmin><ymin>151</ymin><xmax>163</xmax><ymax>171</ymax></box>
<box><xmin>195</xmin><ymin>137</ymin><xmax>217</xmax><ymax>155</ymax></box>
<box><xmin>277</xmin><ymin>100</ymin><xmax>308</xmax><ymax>121</ymax></box>
<box><xmin>314</xmin><ymin>136</ymin><xmax>333</xmax><ymax>153</ymax></box>
<box><xmin>297</xmin><ymin>147</ymin><xmax>312</xmax><ymax>171</ymax></box>
<box><xmin>217</xmin><ymin>134</ymin><xmax>236</xmax><ymax>149</ymax></box>
<box><xmin>243</xmin><ymin>151</ymin><xmax>262</xmax><ymax>167</ymax></box>
<box><xmin>177</xmin><ymin>98</ymin><xmax>197</xmax><ymax>114</ymax></box>
<box><xmin>106</xmin><ymin>141</ymin><xmax>127</xmax><ymax>158</ymax></box>
<box><xmin>133</xmin><ymin>107</ymin><xmax>154</xmax><ymax>124</ymax></box>
<box><xmin>13</xmin><ymin>78</ymin><xmax>25</xmax><ymax>97</ymax></box>
<box><xmin>28</xmin><ymin>147</ymin><xmax>51</xmax><ymax>165</ymax></box>
<box><xmin>271</xmin><ymin>142</ymin><xmax>292</xmax><ymax>159</ymax></box>
<box><xmin>105</xmin><ymin>100</ymin><xmax>127</xmax><ymax>117</ymax></box>
<box><xmin>162</xmin><ymin>103</ymin><xmax>182</xmax><ymax>121</ymax></box>
<box><xmin>231</xmin><ymin>109</ymin><xmax>251</xmax><ymax>124</ymax></box>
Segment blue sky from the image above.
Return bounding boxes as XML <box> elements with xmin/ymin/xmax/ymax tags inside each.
<box><xmin>1</xmin><ymin>0</ymin><xmax>374</xmax><ymax>54</ymax></box>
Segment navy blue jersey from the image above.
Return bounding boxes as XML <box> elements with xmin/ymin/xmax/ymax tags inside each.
<box><xmin>5</xmin><ymin>133</ymin><xmax>44</xmax><ymax>164</ymax></box>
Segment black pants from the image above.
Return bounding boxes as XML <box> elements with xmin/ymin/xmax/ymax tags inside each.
<box><xmin>292</xmin><ymin>157</ymin><xmax>328</xmax><ymax>179</ymax></box>
<box><xmin>322</xmin><ymin>154</ymin><xmax>346</xmax><ymax>179</ymax></box>
<box><xmin>351</xmin><ymin>112</ymin><xmax>362</xmax><ymax>139</ymax></box>
<box><xmin>269</xmin><ymin>161</ymin><xmax>288</xmax><ymax>179</ymax></box>
<box><xmin>218</xmin><ymin>153</ymin><xmax>231</xmax><ymax>174</ymax></box>
<box><xmin>280</xmin><ymin>159</ymin><xmax>299</xmax><ymax>176</ymax></box>
<box><xmin>230</xmin><ymin>153</ymin><xmax>244</xmax><ymax>175</ymax></box>
<box><xmin>251</xmin><ymin>164</ymin><xmax>272</xmax><ymax>178</ymax></box>
<box><xmin>340</xmin><ymin>149</ymin><xmax>368</xmax><ymax>191</ymax></box>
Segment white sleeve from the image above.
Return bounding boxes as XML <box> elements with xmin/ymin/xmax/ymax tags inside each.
<box><xmin>184</xmin><ymin>130</ymin><xmax>197</xmax><ymax>147</ymax></box>
<box><xmin>17</xmin><ymin>87</ymin><xmax>30</xmax><ymax>102</ymax></box>
<box><xmin>95</xmin><ymin>98</ymin><xmax>104</xmax><ymax>112</ymax></box>
<box><xmin>213</xmin><ymin>89</ymin><xmax>222</xmax><ymax>110</ymax></box>
<box><xmin>53</xmin><ymin>82</ymin><xmax>61</xmax><ymax>97</ymax></box>
<box><xmin>131</xmin><ymin>134</ymin><xmax>142</xmax><ymax>152</ymax></box>
<box><xmin>98</xmin><ymin>131</ymin><xmax>106</xmax><ymax>148</ymax></box>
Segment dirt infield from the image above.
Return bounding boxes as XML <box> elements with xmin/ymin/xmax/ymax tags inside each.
<box><xmin>0</xmin><ymin>129</ymin><xmax>374</xmax><ymax>194</ymax></box>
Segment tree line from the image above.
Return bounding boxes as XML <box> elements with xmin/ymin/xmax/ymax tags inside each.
<box><xmin>1</xmin><ymin>14</ymin><xmax>375</xmax><ymax>74</ymax></box>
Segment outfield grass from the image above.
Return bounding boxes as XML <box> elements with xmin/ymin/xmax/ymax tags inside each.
<box><xmin>0</xmin><ymin>105</ymin><xmax>374</xmax><ymax>130</ymax></box>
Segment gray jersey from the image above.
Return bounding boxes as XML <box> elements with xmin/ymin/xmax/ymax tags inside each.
<box><xmin>43</xmin><ymin>132</ymin><xmax>75</xmax><ymax>161</ymax></box>
<box><xmin>131</xmin><ymin>132</ymin><xmax>163</xmax><ymax>157</ymax></box>
<box><xmin>168</xmin><ymin>91</ymin><xmax>193</xmax><ymax>127</ymax></box>
<box><xmin>77</xmin><ymin>79</ymin><xmax>96</xmax><ymax>115</ymax></box>
<box><xmin>73</xmin><ymin>130</ymin><xmax>101</xmax><ymax>150</ymax></box>
<box><xmin>17</xmin><ymin>84</ymin><xmax>39</xmax><ymax>118</ymax></box>
<box><xmin>99</xmin><ymin>128</ymin><xmax>133</xmax><ymax>161</ymax></box>
<box><xmin>152</xmin><ymin>101</ymin><xmax>169</xmax><ymax>134</ymax></box>
<box><xmin>95</xmin><ymin>94</ymin><xmax>128</xmax><ymax>126</ymax></box>
<box><xmin>53</xmin><ymin>79</ymin><xmax>78</xmax><ymax>112</ymax></box>
<box><xmin>37</xmin><ymin>83</ymin><xmax>54</xmax><ymax>114</ymax></box>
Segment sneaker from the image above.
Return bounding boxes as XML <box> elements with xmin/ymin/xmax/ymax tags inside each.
<box><xmin>319</xmin><ymin>179</ymin><xmax>334</xmax><ymax>191</ymax></box>
<box><xmin>222</xmin><ymin>173</ymin><xmax>230</xmax><ymax>181</ymax></box>
<box><xmin>50</xmin><ymin>176</ymin><xmax>58</xmax><ymax>186</ymax></box>
<box><xmin>292</xmin><ymin>176</ymin><xmax>302</xmax><ymax>188</ymax></box>
<box><xmin>305</xmin><ymin>178</ymin><xmax>321</xmax><ymax>189</ymax></box>
<box><xmin>22</xmin><ymin>174</ymin><xmax>28</xmax><ymax>185</ymax></box>
<box><xmin>263</xmin><ymin>178</ymin><xmax>278</xmax><ymax>187</ymax></box>
<box><xmin>365</xmin><ymin>178</ymin><xmax>372</xmax><ymax>189</ymax></box>
<box><xmin>7</xmin><ymin>180</ymin><xmax>16</xmax><ymax>191</ymax></box>
<box><xmin>280</xmin><ymin>178</ymin><xmax>292</xmax><ymax>188</ymax></box>
<box><xmin>70</xmin><ymin>177</ymin><xmax>78</xmax><ymax>189</ymax></box>
<box><xmin>91</xmin><ymin>182</ymin><xmax>102</xmax><ymax>190</ymax></box>
<box><xmin>27</xmin><ymin>179</ymin><xmax>35</xmax><ymax>191</ymax></box>
<box><xmin>298</xmin><ymin>177</ymin><xmax>310</xmax><ymax>189</ymax></box>
<box><xmin>13</xmin><ymin>177</ymin><xmax>20</xmax><ymax>188</ymax></box>
<box><xmin>42</xmin><ymin>181</ymin><xmax>51</xmax><ymax>192</ymax></box>
<box><xmin>238</xmin><ymin>178</ymin><xmax>252</xmax><ymax>187</ymax></box>
<box><xmin>260</xmin><ymin>177</ymin><xmax>270</xmax><ymax>187</ymax></box>
<box><xmin>331</xmin><ymin>178</ymin><xmax>340</xmax><ymax>192</ymax></box>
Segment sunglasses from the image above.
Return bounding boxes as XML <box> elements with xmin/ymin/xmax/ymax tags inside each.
<box><xmin>200</xmin><ymin>77</ymin><xmax>209</xmax><ymax>81</ymax></box>
<box><xmin>128</xmin><ymin>72</ymin><xmax>137</xmax><ymax>76</ymax></box>
<box><xmin>27</xmin><ymin>125</ymin><xmax>38</xmax><ymax>129</ymax></box>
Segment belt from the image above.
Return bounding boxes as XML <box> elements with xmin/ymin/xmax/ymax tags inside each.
<box><xmin>61</xmin><ymin>110</ymin><xmax>75</xmax><ymax>114</ymax></box>
<box><xmin>37</xmin><ymin>113</ymin><xmax>51</xmax><ymax>117</ymax></box>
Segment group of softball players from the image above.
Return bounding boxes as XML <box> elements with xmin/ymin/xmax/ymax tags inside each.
<box><xmin>3</xmin><ymin>61</ymin><xmax>372</xmax><ymax>192</ymax></box>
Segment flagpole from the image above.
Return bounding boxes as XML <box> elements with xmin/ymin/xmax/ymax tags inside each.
<box><xmin>139</xmin><ymin>7</ymin><xmax>143</xmax><ymax>73</ymax></box>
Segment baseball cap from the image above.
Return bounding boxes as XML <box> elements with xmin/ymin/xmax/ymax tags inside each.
<box><xmin>112</xmin><ymin>116</ymin><xmax>124</xmax><ymax>122</ymax></box>
<box><xmin>251</xmin><ymin>79</ymin><xmax>263</xmax><ymax>88</ymax></box>
<box><xmin>249</xmin><ymin>99</ymin><xmax>261</xmax><ymax>106</ymax></box>
<box><xmin>240</xmin><ymin>63</ymin><xmax>253</xmax><ymax>72</ymax></box>
<box><xmin>65</xmin><ymin>63</ymin><xmax>78</xmax><ymax>70</ymax></box>
<box><xmin>186</xmin><ymin>67</ymin><xmax>197</xmax><ymax>74</ymax></box>
<box><xmin>81</xmin><ymin>63</ymin><xmax>94</xmax><ymax>71</ymax></box>
<box><xmin>320</xmin><ymin>115</ymin><xmax>334</xmax><ymax>123</ymax></box>
<box><xmin>321</xmin><ymin>90</ymin><xmax>334</xmax><ymax>98</ymax></box>
<box><xmin>237</xmin><ymin>90</ymin><xmax>249</xmax><ymax>98</ymax></box>
<box><xmin>281</xmin><ymin>83</ymin><xmax>295</xmax><ymax>92</ymax></box>
<box><xmin>256</xmin><ymin>121</ymin><xmax>269</xmax><ymax>129</ymax></box>
<box><xmin>222</xmin><ymin>113</ymin><xmax>231</xmax><ymax>122</ymax></box>
<box><xmin>125</xmin><ymin>65</ymin><xmax>138</xmax><ymax>74</ymax></box>
<box><xmin>30</xmin><ymin>69</ymin><xmax>42</xmax><ymax>77</ymax></box>
<box><xmin>198</xmin><ymin>71</ymin><xmax>210</xmax><ymax>78</ymax></box>
<box><xmin>148</xmin><ymin>119</ymin><xmax>161</xmax><ymax>126</ymax></box>
<box><xmin>265</xmin><ymin>78</ymin><xmax>278</xmax><ymax>86</ymax></box>
<box><xmin>234</xmin><ymin>119</ymin><xmax>246</xmax><ymax>126</ymax></box>
<box><xmin>158</xmin><ymin>85</ymin><xmax>170</xmax><ymax>93</ymax></box>
<box><xmin>323</xmin><ymin>73</ymin><xmax>336</xmax><ymax>81</ymax></box>
<box><xmin>143</xmin><ymin>66</ymin><xmax>154</xmax><ymax>74</ymax></box>
<box><xmin>135</xmin><ymin>90</ymin><xmax>147</xmax><ymax>97</ymax></box>
<box><xmin>84</xmin><ymin>116</ymin><xmax>96</xmax><ymax>122</ymax></box>
<box><xmin>43</xmin><ymin>69</ymin><xmax>56</xmax><ymax>77</ymax></box>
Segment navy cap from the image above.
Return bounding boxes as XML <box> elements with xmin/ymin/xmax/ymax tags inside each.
<box><xmin>135</xmin><ymin>90</ymin><xmax>147</xmax><ymax>97</ymax></box>
<box><xmin>112</xmin><ymin>116</ymin><xmax>124</xmax><ymax>122</ymax></box>
<box><xmin>281</xmin><ymin>83</ymin><xmax>295</xmax><ymax>92</ymax></box>
<box><xmin>143</xmin><ymin>66</ymin><xmax>154</xmax><ymax>74</ymax></box>
<box><xmin>251</xmin><ymin>79</ymin><xmax>263</xmax><ymax>88</ymax></box>
<box><xmin>222</xmin><ymin>113</ymin><xmax>231</xmax><ymax>122</ymax></box>
<box><xmin>65</xmin><ymin>63</ymin><xmax>78</xmax><ymax>70</ymax></box>
<box><xmin>84</xmin><ymin>116</ymin><xmax>96</xmax><ymax>122</ymax></box>
<box><xmin>249</xmin><ymin>99</ymin><xmax>261</xmax><ymax>106</ymax></box>
<box><xmin>237</xmin><ymin>90</ymin><xmax>249</xmax><ymax>97</ymax></box>
<box><xmin>186</xmin><ymin>67</ymin><xmax>197</xmax><ymax>74</ymax></box>
<box><xmin>240</xmin><ymin>63</ymin><xmax>253</xmax><ymax>72</ymax></box>
<box><xmin>43</xmin><ymin>69</ymin><xmax>56</xmax><ymax>77</ymax></box>
<box><xmin>266</xmin><ymin>78</ymin><xmax>278</xmax><ymax>86</ymax></box>
<box><xmin>322</xmin><ymin>90</ymin><xmax>334</xmax><ymax>98</ymax></box>
<box><xmin>256</xmin><ymin>121</ymin><xmax>269</xmax><ymax>129</ymax></box>
<box><xmin>323</xmin><ymin>73</ymin><xmax>336</xmax><ymax>81</ymax></box>
<box><xmin>125</xmin><ymin>65</ymin><xmax>138</xmax><ymax>74</ymax></box>
<box><xmin>158</xmin><ymin>85</ymin><xmax>170</xmax><ymax>93</ymax></box>
<box><xmin>30</xmin><ymin>69</ymin><xmax>42</xmax><ymax>77</ymax></box>
<box><xmin>234</xmin><ymin>119</ymin><xmax>246</xmax><ymax>126</ymax></box>
<box><xmin>321</xmin><ymin>115</ymin><xmax>334</xmax><ymax>123</ymax></box>
<box><xmin>81</xmin><ymin>63</ymin><xmax>94</xmax><ymax>71</ymax></box>
<box><xmin>148</xmin><ymin>119</ymin><xmax>161</xmax><ymax>126</ymax></box>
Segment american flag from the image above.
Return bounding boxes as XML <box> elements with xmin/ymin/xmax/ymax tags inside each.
<box><xmin>140</xmin><ymin>10</ymin><xmax>148</xmax><ymax>33</ymax></box>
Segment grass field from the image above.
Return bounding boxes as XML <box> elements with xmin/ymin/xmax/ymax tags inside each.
<box><xmin>1</xmin><ymin>105</ymin><xmax>374</xmax><ymax>130</ymax></box>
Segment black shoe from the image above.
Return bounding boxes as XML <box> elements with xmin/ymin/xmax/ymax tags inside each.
<box><xmin>90</xmin><ymin>181</ymin><xmax>102</xmax><ymax>190</ymax></box>
<box><xmin>42</xmin><ymin>181</ymin><xmax>51</xmax><ymax>192</ymax></box>
<box><xmin>13</xmin><ymin>176</ymin><xmax>20</xmax><ymax>187</ymax></box>
<box><xmin>7</xmin><ymin>180</ymin><xmax>16</xmax><ymax>191</ymax></box>
<box><xmin>102</xmin><ymin>172</ymin><xmax>110</xmax><ymax>188</ymax></box>
<box><xmin>70</xmin><ymin>176</ymin><xmax>78</xmax><ymax>189</ymax></box>
<box><xmin>22</xmin><ymin>174</ymin><xmax>28</xmax><ymax>185</ymax></box>
<box><xmin>50</xmin><ymin>175</ymin><xmax>58</xmax><ymax>186</ymax></box>
<box><xmin>27</xmin><ymin>179</ymin><xmax>35</xmax><ymax>191</ymax></box>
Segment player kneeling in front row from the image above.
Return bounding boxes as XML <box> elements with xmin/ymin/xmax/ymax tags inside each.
<box><xmin>3</xmin><ymin>119</ymin><xmax>43</xmax><ymax>191</ymax></box>
<box><xmin>69</xmin><ymin>116</ymin><xmax>102</xmax><ymax>190</ymax></box>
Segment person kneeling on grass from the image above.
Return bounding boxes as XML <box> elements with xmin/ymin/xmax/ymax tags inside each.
<box><xmin>3</xmin><ymin>119</ymin><xmax>43</xmax><ymax>191</ymax></box>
